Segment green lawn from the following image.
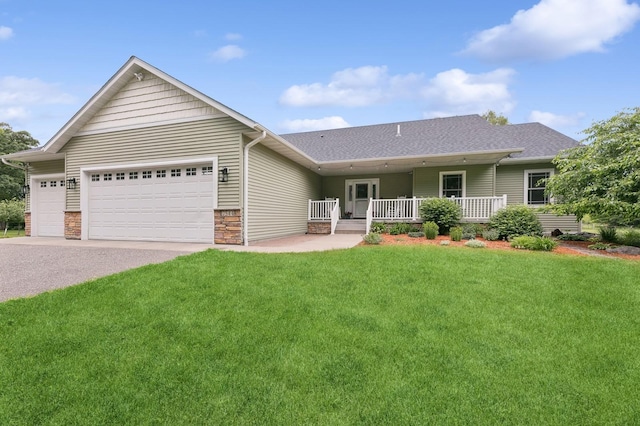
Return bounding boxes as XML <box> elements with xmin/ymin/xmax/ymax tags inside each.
<box><xmin>0</xmin><ymin>229</ymin><xmax>24</xmax><ymax>238</ymax></box>
<box><xmin>1</xmin><ymin>246</ymin><xmax>639</xmax><ymax>425</ymax></box>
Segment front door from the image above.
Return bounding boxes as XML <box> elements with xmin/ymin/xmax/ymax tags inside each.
<box><xmin>345</xmin><ymin>179</ymin><xmax>379</xmax><ymax>218</ymax></box>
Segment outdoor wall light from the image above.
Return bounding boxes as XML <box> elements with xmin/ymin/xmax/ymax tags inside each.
<box><xmin>218</xmin><ymin>167</ymin><xmax>229</xmax><ymax>183</ymax></box>
<box><xmin>22</xmin><ymin>184</ymin><xmax>30</xmax><ymax>197</ymax></box>
<box><xmin>66</xmin><ymin>177</ymin><xmax>77</xmax><ymax>190</ymax></box>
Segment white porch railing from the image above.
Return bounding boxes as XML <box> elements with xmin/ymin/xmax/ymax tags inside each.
<box><xmin>308</xmin><ymin>198</ymin><xmax>341</xmax><ymax>234</ymax></box>
<box><xmin>365</xmin><ymin>195</ymin><xmax>507</xmax><ymax>234</ymax></box>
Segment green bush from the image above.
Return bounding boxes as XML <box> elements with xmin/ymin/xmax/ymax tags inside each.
<box><xmin>464</xmin><ymin>240</ymin><xmax>486</xmax><ymax>248</ymax></box>
<box><xmin>419</xmin><ymin>198</ymin><xmax>461</xmax><ymax>234</ymax></box>
<box><xmin>599</xmin><ymin>226</ymin><xmax>618</xmax><ymax>243</ymax></box>
<box><xmin>510</xmin><ymin>236</ymin><xmax>557</xmax><ymax>251</ymax></box>
<box><xmin>409</xmin><ymin>225</ymin><xmax>421</xmax><ymax>233</ymax></box>
<box><xmin>482</xmin><ymin>229</ymin><xmax>500</xmax><ymax>241</ymax></box>
<box><xmin>440</xmin><ymin>240</ymin><xmax>450</xmax><ymax>246</ymax></box>
<box><xmin>450</xmin><ymin>226</ymin><xmax>463</xmax><ymax>242</ymax></box>
<box><xmin>620</xmin><ymin>229</ymin><xmax>640</xmax><ymax>248</ymax></box>
<box><xmin>423</xmin><ymin>221</ymin><xmax>439</xmax><ymax>240</ymax></box>
<box><xmin>588</xmin><ymin>242</ymin><xmax>610</xmax><ymax>250</ymax></box>
<box><xmin>408</xmin><ymin>231</ymin><xmax>425</xmax><ymax>238</ymax></box>
<box><xmin>0</xmin><ymin>198</ymin><xmax>25</xmax><ymax>230</ymax></box>
<box><xmin>556</xmin><ymin>233</ymin><xmax>591</xmax><ymax>241</ymax></box>
<box><xmin>462</xmin><ymin>223</ymin><xmax>476</xmax><ymax>240</ymax></box>
<box><xmin>362</xmin><ymin>233</ymin><xmax>382</xmax><ymax>245</ymax></box>
<box><xmin>488</xmin><ymin>205</ymin><xmax>543</xmax><ymax>239</ymax></box>
<box><xmin>369</xmin><ymin>222</ymin><xmax>387</xmax><ymax>234</ymax></box>
<box><xmin>389</xmin><ymin>222</ymin><xmax>412</xmax><ymax>235</ymax></box>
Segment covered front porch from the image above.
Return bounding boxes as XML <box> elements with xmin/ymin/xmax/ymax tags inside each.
<box><xmin>309</xmin><ymin>195</ymin><xmax>508</xmax><ymax>234</ymax></box>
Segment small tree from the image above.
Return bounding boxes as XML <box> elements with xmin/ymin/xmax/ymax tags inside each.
<box><xmin>481</xmin><ymin>110</ymin><xmax>509</xmax><ymax>126</ymax></box>
<box><xmin>419</xmin><ymin>198</ymin><xmax>461</xmax><ymax>234</ymax></box>
<box><xmin>545</xmin><ymin>107</ymin><xmax>640</xmax><ymax>226</ymax></box>
<box><xmin>0</xmin><ymin>198</ymin><xmax>25</xmax><ymax>231</ymax></box>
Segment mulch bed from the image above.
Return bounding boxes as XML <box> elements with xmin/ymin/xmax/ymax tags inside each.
<box><xmin>362</xmin><ymin>234</ymin><xmax>640</xmax><ymax>261</ymax></box>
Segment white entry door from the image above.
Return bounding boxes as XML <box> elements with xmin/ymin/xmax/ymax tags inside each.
<box><xmin>345</xmin><ymin>179</ymin><xmax>379</xmax><ymax>219</ymax></box>
<box><xmin>87</xmin><ymin>164</ymin><xmax>215</xmax><ymax>243</ymax></box>
<box><xmin>33</xmin><ymin>178</ymin><xmax>65</xmax><ymax>237</ymax></box>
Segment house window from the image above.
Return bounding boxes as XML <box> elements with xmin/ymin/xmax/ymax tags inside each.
<box><xmin>116</xmin><ymin>172</ymin><xmax>125</xmax><ymax>180</ymax></box>
<box><xmin>104</xmin><ymin>173</ymin><xmax>112</xmax><ymax>181</ymax></box>
<box><xmin>91</xmin><ymin>174</ymin><xmax>100</xmax><ymax>182</ymax></box>
<box><xmin>142</xmin><ymin>171</ymin><xmax>152</xmax><ymax>179</ymax></box>
<box><xmin>202</xmin><ymin>166</ymin><xmax>213</xmax><ymax>175</ymax></box>
<box><xmin>156</xmin><ymin>170</ymin><xmax>166</xmax><ymax>178</ymax></box>
<box><xmin>439</xmin><ymin>171</ymin><xmax>466</xmax><ymax>198</ymax></box>
<box><xmin>525</xmin><ymin>169</ymin><xmax>553</xmax><ymax>205</ymax></box>
<box><xmin>171</xmin><ymin>168</ymin><xmax>181</xmax><ymax>177</ymax></box>
<box><xmin>129</xmin><ymin>172</ymin><xmax>138</xmax><ymax>180</ymax></box>
<box><xmin>186</xmin><ymin>167</ymin><xmax>196</xmax><ymax>176</ymax></box>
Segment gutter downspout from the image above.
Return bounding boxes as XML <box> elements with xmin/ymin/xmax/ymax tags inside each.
<box><xmin>243</xmin><ymin>130</ymin><xmax>267</xmax><ymax>246</ymax></box>
<box><xmin>2</xmin><ymin>158</ymin><xmax>26</xmax><ymax>170</ymax></box>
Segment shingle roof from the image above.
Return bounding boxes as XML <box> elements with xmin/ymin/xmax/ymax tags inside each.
<box><xmin>280</xmin><ymin>114</ymin><xmax>578</xmax><ymax>162</ymax></box>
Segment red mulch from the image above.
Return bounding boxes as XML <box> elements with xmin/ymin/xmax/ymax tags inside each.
<box><xmin>360</xmin><ymin>234</ymin><xmax>640</xmax><ymax>261</ymax></box>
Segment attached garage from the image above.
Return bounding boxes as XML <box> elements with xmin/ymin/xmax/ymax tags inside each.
<box><xmin>84</xmin><ymin>161</ymin><xmax>216</xmax><ymax>243</ymax></box>
<box><xmin>31</xmin><ymin>176</ymin><xmax>66</xmax><ymax>237</ymax></box>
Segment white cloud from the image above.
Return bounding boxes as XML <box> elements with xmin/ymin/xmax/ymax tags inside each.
<box><xmin>225</xmin><ymin>33</ymin><xmax>242</xmax><ymax>41</ymax></box>
<box><xmin>279</xmin><ymin>66</ymin><xmax>423</xmax><ymax>107</ymax></box>
<box><xmin>0</xmin><ymin>76</ymin><xmax>75</xmax><ymax>105</ymax></box>
<box><xmin>421</xmin><ymin>68</ymin><xmax>516</xmax><ymax>117</ymax></box>
<box><xmin>0</xmin><ymin>106</ymin><xmax>28</xmax><ymax>120</ymax></box>
<box><xmin>528</xmin><ymin>110</ymin><xmax>586</xmax><ymax>127</ymax></box>
<box><xmin>209</xmin><ymin>45</ymin><xmax>246</xmax><ymax>62</ymax></box>
<box><xmin>0</xmin><ymin>25</ymin><xmax>13</xmax><ymax>40</ymax></box>
<box><xmin>464</xmin><ymin>0</ymin><xmax>640</xmax><ymax>61</ymax></box>
<box><xmin>280</xmin><ymin>116</ymin><xmax>351</xmax><ymax>132</ymax></box>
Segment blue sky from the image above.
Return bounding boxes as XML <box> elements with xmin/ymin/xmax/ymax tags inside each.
<box><xmin>1</xmin><ymin>0</ymin><xmax>639</xmax><ymax>144</ymax></box>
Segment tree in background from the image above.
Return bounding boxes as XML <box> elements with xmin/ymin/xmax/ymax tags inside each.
<box><xmin>0</xmin><ymin>123</ymin><xmax>39</xmax><ymax>200</ymax></box>
<box><xmin>0</xmin><ymin>198</ymin><xmax>25</xmax><ymax>232</ymax></box>
<box><xmin>481</xmin><ymin>110</ymin><xmax>509</xmax><ymax>125</ymax></box>
<box><xmin>545</xmin><ymin>107</ymin><xmax>640</xmax><ymax>226</ymax></box>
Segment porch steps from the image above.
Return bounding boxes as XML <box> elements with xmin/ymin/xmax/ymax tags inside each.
<box><xmin>335</xmin><ymin>219</ymin><xmax>366</xmax><ymax>234</ymax></box>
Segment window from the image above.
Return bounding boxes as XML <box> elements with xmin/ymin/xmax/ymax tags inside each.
<box><xmin>40</xmin><ymin>181</ymin><xmax>47</xmax><ymax>188</ymax></box>
<box><xmin>156</xmin><ymin>170</ymin><xmax>166</xmax><ymax>178</ymax></box>
<box><xmin>142</xmin><ymin>171</ymin><xmax>152</xmax><ymax>179</ymax></box>
<box><xmin>129</xmin><ymin>171</ymin><xmax>138</xmax><ymax>180</ymax></box>
<box><xmin>171</xmin><ymin>168</ymin><xmax>181</xmax><ymax>177</ymax></box>
<box><xmin>50</xmin><ymin>181</ymin><xmax>57</xmax><ymax>187</ymax></box>
<box><xmin>60</xmin><ymin>180</ymin><xmax>65</xmax><ymax>187</ymax></box>
<box><xmin>91</xmin><ymin>174</ymin><xmax>100</xmax><ymax>182</ymax></box>
<box><xmin>104</xmin><ymin>173</ymin><xmax>112</xmax><ymax>181</ymax></box>
<box><xmin>439</xmin><ymin>171</ymin><xmax>466</xmax><ymax>198</ymax></box>
<box><xmin>186</xmin><ymin>167</ymin><xmax>196</xmax><ymax>176</ymax></box>
<box><xmin>202</xmin><ymin>166</ymin><xmax>213</xmax><ymax>175</ymax></box>
<box><xmin>116</xmin><ymin>172</ymin><xmax>125</xmax><ymax>180</ymax></box>
<box><xmin>525</xmin><ymin>169</ymin><xmax>553</xmax><ymax>205</ymax></box>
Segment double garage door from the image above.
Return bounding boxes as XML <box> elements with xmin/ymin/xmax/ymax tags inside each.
<box><xmin>88</xmin><ymin>163</ymin><xmax>215</xmax><ymax>243</ymax></box>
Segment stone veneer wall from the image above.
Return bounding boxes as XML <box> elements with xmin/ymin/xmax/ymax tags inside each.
<box><xmin>24</xmin><ymin>212</ymin><xmax>31</xmax><ymax>236</ymax></box>
<box><xmin>64</xmin><ymin>211</ymin><xmax>82</xmax><ymax>240</ymax></box>
<box><xmin>307</xmin><ymin>221</ymin><xmax>331</xmax><ymax>234</ymax></box>
<box><xmin>214</xmin><ymin>209</ymin><xmax>242</xmax><ymax>245</ymax></box>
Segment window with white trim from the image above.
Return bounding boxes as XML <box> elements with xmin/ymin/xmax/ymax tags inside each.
<box><xmin>129</xmin><ymin>172</ymin><xmax>138</xmax><ymax>180</ymax></box>
<box><xmin>439</xmin><ymin>171</ymin><xmax>466</xmax><ymax>198</ymax></box>
<box><xmin>91</xmin><ymin>174</ymin><xmax>100</xmax><ymax>182</ymax></box>
<box><xmin>103</xmin><ymin>173</ymin><xmax>112</xmax><ymax>181</ymax></box>
<box><xmin>40</xmin><ymin>181</ymin><xmax>47</xmax><ymax>188</ymax></box>
<box><xmin>171</xmin><ymin>168</ymin><xmax>181</xmax><ymax>177</ymax></box>
<box><xmin>524</xmin><ymin>169</ymin><xmax>553</xmax><ymax>205</ymax></box>
<box><xmin>202</xmin><ymin>166</ymin><xmax>213</xmax><ymax>175</ymax></box>
<box><xmin>142</xmin><ymin>171</ymin><xmax>152</xmax><ymax>179</ymax></box>
<box><xmin>116</xmin><ymin>172</ymin><xmax>125</xmax><ymax>180</ymax></box>
<box><xmin>156</xmin><ymin>170</ymin><xmax>166</xmax><ymax>178</ymax></box>
<box><xmin>50</xmin><ymin>181</ymin><xmax>57</xmax><ymax>187</ymax></box>
<box><xmin>186</xmin><ymin>167</ymin><xmax>196</xmax><ymax>176</ymax></box>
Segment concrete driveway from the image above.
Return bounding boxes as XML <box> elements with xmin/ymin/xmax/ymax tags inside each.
<box><xmin>0</xmin><ymin>234</ymin><xmax>362</xmax><ymax>302</ymax></box>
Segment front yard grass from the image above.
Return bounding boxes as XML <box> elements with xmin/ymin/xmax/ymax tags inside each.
<box><xmin>1</xmin><ymin>246</ymin><xmax>639</xmax><ymax>424</ymax></box>
<box><xmin>0</xmin><ymin>229</ymin><xmax>24</xmax><ymax>238</ymax></box>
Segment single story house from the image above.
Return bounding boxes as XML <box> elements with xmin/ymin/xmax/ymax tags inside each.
<box><xmin>2</xmin><ymin>56</ymin><xmax>580</xmax><ymax>245</ymax></box>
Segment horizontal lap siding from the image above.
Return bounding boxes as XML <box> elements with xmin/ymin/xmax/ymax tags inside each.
<box><xmin>413</xmin><ymin>164</ymin><xmax>494</xmax><ymax>197</ymax></box>
<box><xmin>496</xmin><ymin>162</ymin><xmax>552</xmax><ymax>205</ymax></box>
<box><xmin>248</xmin><ymin>144</ymin><xmax>321</xmax><ymax>242</ymax></box>
<box><xmin>62</xmin><ymin>118</ymin><xmax>245</xmax><ymax>210</ymax></box>
<box><xmin>538</xmin><ymin>213</ymin><xmax>581</xmax><ymax>233</ymax></box>
<box><xmin>25</xmin><ymin>160</ymin><xmax>66</xmax><ymax>211</ymax></box>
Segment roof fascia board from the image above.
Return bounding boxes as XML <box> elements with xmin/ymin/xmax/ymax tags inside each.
<box><xmin>499</xmin><ymin>156</ymin><xmax>555</xmax><ymax>165</ymax></box>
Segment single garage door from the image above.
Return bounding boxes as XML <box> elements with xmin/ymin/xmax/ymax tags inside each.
<box><xmin>88</xmin><ymin>164</ymin><xmax>215</xmax><ymax>243</ymax></box>
<box><xmin>34</xmin><ymin>178</ymin><xmax>65</xmax><ymax>237</ymax></box>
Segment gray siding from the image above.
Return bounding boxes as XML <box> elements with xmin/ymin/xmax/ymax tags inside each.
<box><xmin>248</xmin><ymin>144</ymin><xmax>321</xmax><ymax>242</ymax></box>
<box><xmin>413</xmin><ymin>164</ymin><xmax>495</xmax><ymax>197</ymax></box>
<box><xmin>25</xmin><ymin>159</ymin><xmax>65</xmax><ymax>211</ymax></box>
<box><xmin>538</xmin><ymin>213</ymin><xmax>581</xmax><ymax>233</ymax></box>
<box><xmin>322</xmin><ymin>173</ymin><xmax>412</xmax><ymax>215</ymax></box>
<box><xmin>61</xmin><ymin>117</ymin><xmax>246</xmax><ymax>211</ymax></box>
<box><xmin>495</xmin><ymin>162</ymin><xmax>552</xmax><ymax>205</ymax></box>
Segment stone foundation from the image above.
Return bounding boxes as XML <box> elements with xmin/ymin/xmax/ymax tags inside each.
<box><xmin>214</xmin><ymin>209</ymin><xmax>242</xmax><ymax>245</ymax></box>
<box><xmin>64</xmin><ymin>211</ymin><xmax>82</xmax><ymax>240</ymax></box>
<box><xmin>24</xmin><ymin>212</ymin><xmax>31</xmax><ymax>236</ymax></box>
<box><xmin>308</xmin><ymin>221</ymin><xmax>331</xmax><ymax>234</ymax></box>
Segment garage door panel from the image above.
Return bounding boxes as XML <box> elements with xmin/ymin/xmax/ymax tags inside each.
<box><xmin>88</xmin><ymin>163</ymin><xmax>214</xmax><ymax>243</ymax></box>
<box><xmin>34</xmin><ymin>179</ymin><xmax>65</xmax><ymax>237</ymax></box>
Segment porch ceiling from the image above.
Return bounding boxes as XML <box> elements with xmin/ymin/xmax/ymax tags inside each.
<box><xmin>312</xmin><ymin>148</ymin><xmax>523</xmax><ymax>176</ymax></box>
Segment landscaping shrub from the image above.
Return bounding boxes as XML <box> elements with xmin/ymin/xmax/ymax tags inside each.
<box><xmin>462</xmin><ymin>223</ymin><xmax>476</xmax><ymax>240</ymax></box>
<box><xmin>362</xmin><ymin>233</ymin><xmax>382</xmax><ymax>244</ymax></box>
<box><xmin>620</xmin><ymin>229</ymin><xmax>640</xmax><ymax>248</ymax></box>
<box><xmin>482</xmin><ymin>228</ymin><xmax>500</xmax><ymax>241</ymax></box>
<box><xmin>419</xmin><ymin>198</ymin><xmax>461</xmax><ymax>234</ymax></box>
<box><xmin>423</xmin><ymin>221</ymin><xmax>439</xmax><ymax>240</ymax></box>
<box><xmin>450</xmin><ymin>226</ymin><xmax>463</xmax><ymax>242</ymax></box>
<box><xmin>409</xmin><ymin>225</ymin><xmax>422</xmax><ymax>233</ymax></box>
<box><xmin>464</xmin><ymin>240</ymin><xmax>486</xmax><ymax>248</ymax></box>
<box><xmin>408</xmin><ymin>231</ymin><xmax>425</xmax><ymax>238</ymax></box>
<box><xmin>510</xmin><ymin>236</ymin><xmax>557</xmax><ymax>251</ymax></box>
<box><xmin>588</xmin><ymin>242</ymin><xmax>610</xmax><ymax>250</ymax></box>
<box><xmin>440</xmin><ymin>240</ymin><xmax>450</xmax><ymax>246</ymax></box>
<box><xmin>488</xmin><ymin>205</ymin><xmax>543</xmax><ymax>239</ymax></box>
<box><xmin>556</xmin><ymin>233</ymin><xmax>591</xmax><ymax>241</ymax></box>
<box><xmin>389</xmin><ymin>222</ymin><xmax>412</xmax><ymax>235</ymax></box>
<box><xmin>599</xmin><ymin>226</ymin><xmax>618</xmax><ymax>243</ymax></box>
<box><xmin>369</xmin><ymin>222</ymin><xmax>387</xmax><ymax>234</ymax></box>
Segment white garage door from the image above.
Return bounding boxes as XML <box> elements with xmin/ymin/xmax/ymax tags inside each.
<box><xmin>88</xmin><ymin>164</ymin><xmax>215</xmax><ymax>243</ymax></box>
<box><xmin>34</xmin><ymin>178</ymin><xmax>65</xmax><ymax>237</ymax></box>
